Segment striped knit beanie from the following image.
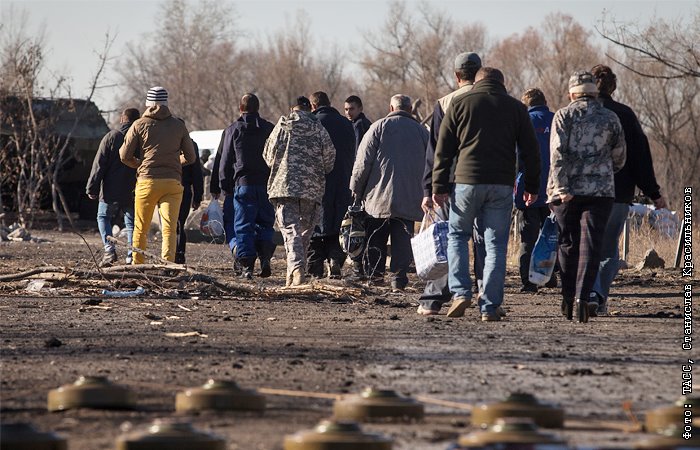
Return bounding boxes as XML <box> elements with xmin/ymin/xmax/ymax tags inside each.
<box><xmin>145</xmin><ymin>86</ymin><xmax>168</xmax><ymax>106</ymax></box>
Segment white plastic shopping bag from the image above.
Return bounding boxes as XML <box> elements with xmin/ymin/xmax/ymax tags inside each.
<box><xmin>410</xmin><ymin>211</ymin><xmax>449</xmax><ymax>280</ymax></box>
<box><xmin>528</xmin><ymin>213</ymin><xmax>558</xmax><ymax>285</ymax></box>
<box><xmin>200</xmin><ymin>200</ymin><xmax>225</xmax><ymax>238</ymax></box>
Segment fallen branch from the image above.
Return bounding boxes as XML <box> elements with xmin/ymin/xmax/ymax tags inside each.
<box><xmin>0</xmin><ymin>264</ymin><xmax>365</xmax><ymax>301</ymax></box>
<box><xmin>0</xmin><ymin>266</ymin><xmax>66</xmax><ymax>282</ymax></box>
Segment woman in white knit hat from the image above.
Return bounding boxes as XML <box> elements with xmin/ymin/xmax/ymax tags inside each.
<box><xmin>119</xmin><ymin>86</ymin><xmax>197</xmax><ymax>264</ymax></box>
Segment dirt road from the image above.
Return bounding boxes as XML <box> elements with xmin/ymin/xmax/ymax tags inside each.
<box><xmin>0</xmin><ymin>230</ymin><xmax>692</xmax><ymax>449</ymax></box>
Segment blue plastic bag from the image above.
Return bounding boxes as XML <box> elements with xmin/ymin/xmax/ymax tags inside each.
<box><xmin>528</xmin><ymin>213</ymin><xmax>558</xmax><ymax>286</ymax></box>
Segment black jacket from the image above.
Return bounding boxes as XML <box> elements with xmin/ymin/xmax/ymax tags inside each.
<box><xmin>352</xmin><ymin>112</ymin><xmax>372</xmax><ymax>150</ymax></box>
<box><xmin>219</xmin><ymin>113</ymin><xmax>274</xmax><ymax>192</ymax></box>
<box><xmin>599</xmin><ymin>93</ymin><xmax>661</xmax><ymax>203</ymax></box>
<box><xmin>433</xmin><ymin>80</ymin><xmax>540</xmax><ymax>195</ymax></box>
<box><xmin>182</xmin><ymin>141</ymin><xmax>204</xmax><ymax>205</ymax></box>
<box><xmin>85</xmin><ymin>121</ymin><xmax>136</xmax><ymax>205</ymax></box>
<box><xmin>209</xmin><ymin>130</ymin><xmax>225</xmax><ymax>196</ymax></box>
<box><xmin>314</xmin><ymin>106</ymin><xmax>356</xmax><ymax>235</ymax></box>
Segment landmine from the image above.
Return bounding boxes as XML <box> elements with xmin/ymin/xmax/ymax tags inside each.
<box><xmin>47</xmin><ymin>375</ymin><xmax>136</xmax><ymax>412</ymax></box>
<box><xmin>645</xmin><ymin>395</ymin><xmax>700</xmax><ymax>433</ymax></box>
<box><xmin>457</xmin><ymin>418</ymin><xmax>567</xmax><ymax>448</ymax></box>
<box><xmin>471</xmin><ymin>392</ymin><xmax>565</xmax><ymax>429</ymax></box>
<box><xmin>115</xmin><ymin>419</ymin><xmax>226</xmax><ymax>450</ymax></box>
<box><xmin>283</xmin><ymin>419</ymin><xmax>392</xmax><ymax>450</ymax></box>
<box><xmin>332</xmin><ymin>388</ymin><xmax>424</xmax><ymax>422</ymax></box>
<box><xmin>0</xmin><ymin>423</ymin><xmax>67</xmax><ymax>450</ymax></box>
<box><xmin>175</xmin><ymin>379</ymin><xmax>265</xmax><ymax>412</ymax></box>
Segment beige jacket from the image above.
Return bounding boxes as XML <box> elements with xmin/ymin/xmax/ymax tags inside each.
<box><xmin>119</xmin><ymin>105</ymin><xmax>196</xmax><ymax>181</ymax></box>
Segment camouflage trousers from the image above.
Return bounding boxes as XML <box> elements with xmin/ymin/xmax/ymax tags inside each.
<box><xmin>272</xmin><ymin>198</ymin><xmax>321</xmax><ymax>281</ymax></box>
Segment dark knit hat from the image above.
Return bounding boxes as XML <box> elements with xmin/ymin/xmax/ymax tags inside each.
<box><xmin>454</xmin><ymin>52</ymin><xmax>482</xmax><ymax>71</ymax></box>
<box><xmin>146</xmin><ymin>86</ymin><xmax>168</xmax><ymax>106</ymax></box>
<box><xmin>568</xmin><ymin>71</ymin><xmax>598</xmax><ymax>95</ymax></box>
<box><xmin>294</xmin><ymin>96</ymin><xmax>311</xmax><ymax>109</ymax></box>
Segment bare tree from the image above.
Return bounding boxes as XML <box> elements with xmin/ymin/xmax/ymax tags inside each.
<box><xmin>358</xmin><ymin>1</ymin><xmax>488</xmax><ymax>121</ymax></box>
<box><xmin>489</xmin><ymin>13</ymin><xmax>602</xmax><ymax>109</ymax></box>
<box><xmin>599</xmin><ymin>10</ymin><xmax>699</xmax><ymax>213</ymax></box>
<box><xmin>246</xmin><ymin>11</ymin><xmax>352</xmax><ymax>119</ymax></box>
<box><xmin>612</xmin><ymin>54</ymin><xmax>700</xmax><ymax>213</ymax></box>
<box><xmin>0</xmin><ymin>10</ymin><xmax>113</xmax><ymax>229</ymax></box>
<box><xmin>117</xmin><ymin>0</ymin><xmax>243</xmax><ymax>129</ymax></box>
<box><xmin>598</xmin><ymin>9</ymin><xmax>700</xmax><ymax>79</ymax></box>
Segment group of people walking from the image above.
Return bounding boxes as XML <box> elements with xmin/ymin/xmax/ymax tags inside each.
<box><xmin>86</xmin><ymin>51</ymin><xmax>665</xmax><ymax>323</ymax></box>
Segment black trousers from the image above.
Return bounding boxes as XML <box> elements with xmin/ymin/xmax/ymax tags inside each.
<box><xmin>364</xmin><ymin>217</ymin><xmax>414</xmax><ymax>287</ymax></box>
<box><xmin>175</xmin><ymin>188</ymin><xmax>193</xmax><ymax>261</ymax></box>
<box><xmin>516</xmin><ymin>206</ymin><xmax>552</xmax><ymax>286</ymax></box>
<box><xmin>308</xmin><ymin>234</ymin><xmax>346</xmax><ymax>277</ymax></box>
<box><xmin>550</xmin><ymin>196</ymin><xmax>613</xmax><ymax>301</ymax></box>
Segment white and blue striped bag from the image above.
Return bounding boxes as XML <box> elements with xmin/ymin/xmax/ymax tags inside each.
<box><xmin>411</xmin><ymin>212</ymin><xmax>449</xmax><ymax>280</ymax></box>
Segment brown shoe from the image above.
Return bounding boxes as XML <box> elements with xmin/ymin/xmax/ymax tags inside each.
<box><xmin>496</xmin><ymin>306</ymin><xmax>507</xmax><ymax>317</ymax></box>
<box><xmin>481</xmin><ymin>312</ymin><xmax>502</xmax><ymax>322</ymax></box>
<box><xmin>290</xmin><ymin>269</ymin><xmax>305</xmax><ymax>286</ymax></box>
<box><xmin>446</xmin><ymin>296</ymin><xmax>471</xmax><ymax>318</ymax></box>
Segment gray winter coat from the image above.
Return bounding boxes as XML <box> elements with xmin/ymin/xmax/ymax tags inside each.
<box><xmin>350</xmin><ymin>110</ymin><xmax>429</xmax><ymax>221</ymax></box>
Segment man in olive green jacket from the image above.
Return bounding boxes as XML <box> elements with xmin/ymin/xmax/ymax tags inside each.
<box><xmin>119</xmin><ymin>86</ymin><xmax>196</xmax><ymax>264</ymax></box>
<box><xmin>433</xmin><ymin>67</ymin><xmax>540</xmax><ymax>321</ymax></box>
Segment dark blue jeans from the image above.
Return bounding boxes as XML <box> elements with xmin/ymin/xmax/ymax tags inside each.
<box><xmin>233</xmin><ymin>185</ymin><xmax>275</xmax><ymax>259</ymax></box>
<box><xmin>592</xmin><ymin>202</ymin><xmax>629</xmax><ymax>301</ymax></box>
<box><xmin>222</xmin><ymin>193</ymin><xmax>236</xmax><ymax>252</ymax></box>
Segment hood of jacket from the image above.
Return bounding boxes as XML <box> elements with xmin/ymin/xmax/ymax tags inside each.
<box><xmin>237</xmin><ymin>112</ymin><xmax>264</xmax><ymax>135</ymax></box>
<box><xmin>118</xmin><ymin>121</ymin><xmax>134</xmax><ymax>134</ymax></box>
<box><xmin>469</xmin><ymin>79</ymin><xmax>508</xmax><ymax>96</ymax></box>
<box><xmin>142</xmin><ymin>105</ymin><xmax>172</xmax><ymax>120</ymax></box>
<box><xmin>279</xmin><ymin>110</ymin><xmax>320</xmax><ymax>133</ymax></box>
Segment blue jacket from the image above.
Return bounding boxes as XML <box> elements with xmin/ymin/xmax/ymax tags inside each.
<box><xmin>219</xmin><ymin>113</ymin><xmax>274</xmax><ymax>193</ymax></box>
<box><xmin>515</xmin><ymin>105</ymin><xmax>553</xmax><ymax>209</ymax></box>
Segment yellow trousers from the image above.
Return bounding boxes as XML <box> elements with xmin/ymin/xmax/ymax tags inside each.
<box><xmin>132</xmin><ymin>178</ymin><xmax>183</xmax><ymax>264</ymax></box>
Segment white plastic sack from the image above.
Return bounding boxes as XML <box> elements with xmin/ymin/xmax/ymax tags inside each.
<box><xmin>200</xmin><ymin>200</ymin><xmax>225</xmax><ymax>238</ymax></box>
<box><xmin>528</xmin><ymin>213</ymin><xmax>558</xmax><ymax>286</ymax></box>
<box><xmin>410</xmin><ymin>212</ymin><xmax>449</xmax><ymax>280</ymax></box>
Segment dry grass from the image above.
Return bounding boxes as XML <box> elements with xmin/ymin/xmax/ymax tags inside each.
<box><xmin>506</xmin><ymin>213</ymin><xmax>699</xmax><ymax>271</ymax></box>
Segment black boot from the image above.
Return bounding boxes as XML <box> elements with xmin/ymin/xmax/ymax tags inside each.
<box><xmin>348</xmin><ymin>259</ymin><xmax>366</xmax><ymax>281</ymax></box>
<box><xmin>231</xmin><ymin>247</ymin><xmax>242</xmax><ymax>276</ymax></box>
<box><xmin>561</xmin><ymin>296</ymin><xmax>574</xmax><ymax>320</ymax></box>
<box><xmin>256</xmin><ymin>241</ymin><xmax>275</xmax><ymax>278</ymax></box>
<box><xmin>238</xmin><ymin>257</ymin><xmax>255</xmax><ymax>280</ymax></box>
<box><xmin>575</xmin><ymin>298</ymin><xmax>590</xmax><ymax>323</ymax></box>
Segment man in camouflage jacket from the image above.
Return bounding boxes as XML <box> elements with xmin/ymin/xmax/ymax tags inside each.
<box><xmin>547</xmin><ymin>70</ymin><xmax>626</xmax><ymax>322</ymax></box>
<box><xmin>263</xmin><ymin>96</ymin><xmax>336</xmax><ymax>286</ymax></box>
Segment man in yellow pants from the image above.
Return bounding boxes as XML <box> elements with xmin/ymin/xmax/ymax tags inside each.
<box><xmin>119</xmin><ymin>86</ymin><xmax>196</xmax><ymax>264</ymax></box>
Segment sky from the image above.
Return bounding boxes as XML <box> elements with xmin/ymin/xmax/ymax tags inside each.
<box><xmin>2</xmin><ymin>0</ymin><xmax>696</xmax><ymax>116</ymax></box>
